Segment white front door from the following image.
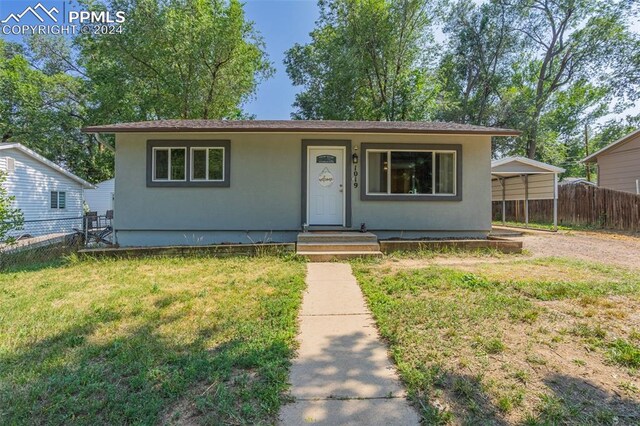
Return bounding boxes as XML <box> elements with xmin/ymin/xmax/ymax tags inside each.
<box><xmin>308</xmin><ymin>147</ymin><xmax>345</xmax><ymax>226</ymax></box>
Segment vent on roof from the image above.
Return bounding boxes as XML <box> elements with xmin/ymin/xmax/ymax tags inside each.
<box><xmin>5</xmin><ymin>157</ymin><xmax>15</xmax><ymax>173</ymax></box>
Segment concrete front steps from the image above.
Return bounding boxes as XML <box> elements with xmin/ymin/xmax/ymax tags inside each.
<box><xmin>296</xmin><ymin>232</ymin><xmax>383</xmax><ymax>261</ymax></box>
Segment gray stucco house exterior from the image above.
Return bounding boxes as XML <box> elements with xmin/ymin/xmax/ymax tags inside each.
<box><xmin>82</xmin><ymin>120</ymin><xmax>519</xmax><ymax>247</ymax></box>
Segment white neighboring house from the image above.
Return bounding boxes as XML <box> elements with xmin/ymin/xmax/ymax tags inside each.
<box><xmin>0</xmin><ymin>143</ymin><xmax>95</xmax><ymax>238</ymax></box>
<box><xmin>83</xmin><ymin>178</ymin><xmax>115</xmax><ymax>216</ymax></box>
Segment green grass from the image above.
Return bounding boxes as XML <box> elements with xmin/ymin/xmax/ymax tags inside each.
<box><xmin>608</xmin><ymin>339</ymin><xmax>640</xmax><ymax>369</ymax></box>
<box><xmin>0</xmin><ymin>255</ymin><xmax>306</xmax><ymax>424</ymax></box>
<box><xmin>352</xmin><ymin>257</ymin><xmax>640</xmax><ymax>424</ymax></box>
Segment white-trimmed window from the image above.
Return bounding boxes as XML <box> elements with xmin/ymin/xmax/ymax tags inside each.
<box><xmin>51</xmin><ymin>191</ymin><xmax>66</xmax><ymax>209</ymax></box>
<box><xmin>191</xmin><ymin>147</ymin><xmax>224</xmax><ymax>181</ymax></box>
<box><xmin>152</xmin><ymin>147</ymin><xmax>186</xmax><ymax>181</ymax></box>
<box><xmin>366</xmin><ymin>149</ymin><xmax>456</xmax><ymax>196</ymax></box>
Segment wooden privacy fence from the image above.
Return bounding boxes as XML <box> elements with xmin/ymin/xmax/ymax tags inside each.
<box><xmin>493</xmin><ymin>185</ymin><xmax>640</xmax><ymax>232</ymax></box>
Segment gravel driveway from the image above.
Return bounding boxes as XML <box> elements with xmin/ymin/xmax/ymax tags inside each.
<box><xmin>515</xmin><ymin>230</ymin><xmax>640</xmax><ymax>270</ymax></box>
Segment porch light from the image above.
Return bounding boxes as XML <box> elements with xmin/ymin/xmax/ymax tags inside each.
<box><xmin>352</xmin><ymin>153</ymin><xmax>359</xmax><ymax>164</ymax></box>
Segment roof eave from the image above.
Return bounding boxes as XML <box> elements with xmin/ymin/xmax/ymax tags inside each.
<box><xmin>581</xmin><ymin>128</ymin><xmax>640</xmax><ymax>163</ymax></box>
<box><xmin>81</xmin><ymin>126</ymin><xmax>521</xmax><ymax>136</ymax></box>
<box><xmin>2</xmin><ymin>143</ymin><xmax>95</xmax><ymax>188</ymax></box>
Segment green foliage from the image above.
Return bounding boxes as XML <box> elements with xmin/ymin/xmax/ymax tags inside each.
<box><xmin>285</xmin><ymin>0</ymin><xmax>441</xmax><ymax>120</ymax></box>
<box><xmin>0</xmin><ymin>171</ymin><xmax>23</xmax><ymax>242</ymax></box>
<box><xmin>438</xmin><ymin>0</ymin><xmax>640</xmax><ymax>168</ymax></box>
<box><xmin>0</xmin><ymin>0</ymin><xmax>273</xmax><ymax>183</ymax></box>
<box><xmin>0</xmin><ymin>37</ymin><xmax>112</xmax><ymax>182</ymax></box>
<box><xmin>78</xmin><ymin>0</ymin><xmax>274</xmax><ymax>122</ymax></box>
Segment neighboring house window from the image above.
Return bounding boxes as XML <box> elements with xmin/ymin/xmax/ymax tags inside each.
<box><xmin>51</xmin><ymin>191</ymin><xmax>66</xmax><ymax>209</ymax></box>
<box><xmin>147</xmin><ymin>141</ymin><xmax>230</xmax><ymax>187</ymax></box>
<box><xmin>361</xmin><ymin>143</ymin><xmax>461</xmax><ymax>201</ymax></box>
<box><xmin>191</xmin><ymin>147</ymin><xmax>224</xmax><ymax>181</ymax></box>
<box><xmin>152</xmin><ymin>147</ymin><xmax>186</xmax><ymax>181</ymax></box>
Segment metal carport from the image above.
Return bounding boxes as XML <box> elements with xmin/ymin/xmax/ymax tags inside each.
<box><xmin>491</xmin><ymin>157</ymin><xmax>565</xmax><ymax>230</ymax></box>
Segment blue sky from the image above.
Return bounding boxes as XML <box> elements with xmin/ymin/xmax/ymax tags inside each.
<box><xmin>243</xmin><ymin>0</ymin><xmax>319</xmax><ymax>119</ymax></box>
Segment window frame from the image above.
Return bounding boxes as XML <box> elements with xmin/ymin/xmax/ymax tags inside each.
<box><xmin>151</xmin><ymin>147</ymin><xmax>187</xmax><ymax>182</ymax></box>
<box><xmin>190</xmin><ymin>147</ymin><xmax>225</xmax><ymax>182</ymax></box>
<box><xmin>50</xmin><ymin>191</ymin><xmax>66</xmax><ymax>209</ymax></box>
<box><xmin>360</xmin><ymin>143</ymin><xmax>462</xmax><ymax>201</ymax></box>
<box><xmin>146</xmin><ymin>140</ymin><xmax>230</xmax><ymax>187</ymax></box>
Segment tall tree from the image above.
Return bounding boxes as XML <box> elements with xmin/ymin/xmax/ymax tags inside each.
<box><xmin>0</xmin><ymin>38</ymin><xmax>112</xmax><ymax>182</ymax></box>
<box><xmin>1</xmin><ymin>0</ymin><xmax>273</xmax><ymax>182</ymax></box>
<box><xmin>510</xmin><ymin>0</ymin><xmax>639</xmax><ymax>158</ymax></box>
<box><xmin>285</xmin><ymin>0</ymin><xmax>440</xmax><ymax>121</ymax></box>
<box><xmin>78</xmin><ymin>0</ymin><xmax>274</xmax><ymax>122</ymax></box>
<box><xmin>437</xmin><ymin>0</ymin><xmax>517</xmax><ymax>127</ymax></box>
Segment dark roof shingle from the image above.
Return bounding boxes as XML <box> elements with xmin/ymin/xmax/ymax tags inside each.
<box><xmin>82</xmin><ymin>120</ymin><xmax>520</xmax><ymax>136</ymax></box>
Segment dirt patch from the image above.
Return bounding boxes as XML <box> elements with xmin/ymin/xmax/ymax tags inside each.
<box><xmin>380</xmin><ymin>230</ymin><xmax>640</xmax><ymax>272</ymax></box>
<box><xmin>518</xmin><ymin>231</ymin><xmax>640</xmax><ymax>270</ymax></box>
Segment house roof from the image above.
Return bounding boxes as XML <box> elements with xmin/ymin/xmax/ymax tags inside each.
<box><xmin>583</xmin><ymin>128</ymin><xmax>640</xmax><ymax>163</ymax></box>
<box><xmin>559</xmin><ymin>177</ymin><xmax>596</xmax><ymax>186</ymax></box>
<box><xmin>0</xmin><ymin>143</ymin><xmax>95</xmax><ymax>188</ymax></box>
<box><xmin>491</xmin><ymin>156</ymin><xmax>565</xmax><ymax>178</ymax></box>
<box><xmin>81</xmin><ymin>119</ymin><xmax>521</xmax><ymax>136</ymax></box>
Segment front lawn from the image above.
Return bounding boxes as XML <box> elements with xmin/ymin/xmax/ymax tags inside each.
<box><xmin>0</xmin><ymin>255</ymin><xmax>305</xmax><ymax>424</ymax></box>
<box><xmin>353</xmin><ymin>256</ymin><xmax>640</xmax><ymax>424</ymax></box>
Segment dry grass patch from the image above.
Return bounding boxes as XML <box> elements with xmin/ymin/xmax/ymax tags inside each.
<box><xmin>352</xmin><ymin>256</ymin><xmax>640</xmax><ymax>425</ymax></box>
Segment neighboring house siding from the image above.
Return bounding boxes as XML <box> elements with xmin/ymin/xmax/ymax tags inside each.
<box><xmin>596</xmin><ymin>134</ymin><xmax>640</xmax><ymax>194</ymax></box>
<box><xmin>491</xmin><ymin>174</ymin><xmax>555</xmax><ymax>201</ymax></box>
<box><xmin>84</xmin><ymin>178</ymin><xmax>115</xmax><ymax>215</ymax></box>
<box><xmin>114</xmin><ymin>132</ymin><xmax>492</xmax><ymax>246</ymax></box>
<box><xmin>0</xmin><ymin>148</ymin><xmax>84</xmax><ymax>235</ymax></box>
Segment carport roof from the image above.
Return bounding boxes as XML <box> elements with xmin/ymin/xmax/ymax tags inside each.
<box><xmin>491</xmin><ymin>156</ymin><xmax>565</xmax><ymax>178</ymax></box>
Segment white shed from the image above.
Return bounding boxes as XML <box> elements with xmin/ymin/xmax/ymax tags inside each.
<box><xmin>0</xmin><ymin>143</ymin><xmax>95</xmax><ymax>237</ymax></box>
<box><xmin>83</xmin><ymin>178</ymin><xmax>115</xmax><ymax>216</ymax></box>
<box><xmin>491</xmin><ymin>157</ymin><xmax>565</xmax><ymax>229</ymax></box>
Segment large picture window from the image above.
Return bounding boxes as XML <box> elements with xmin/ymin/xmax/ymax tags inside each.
<box><xmin>147</xmin><ymin>140</ymin><xmax>230</xmax><ymax>187</ymax></box>
<box><xmin>362</xmin><ymin>143</ymin><xmax>461</xmax><ymax>201</ymax></box>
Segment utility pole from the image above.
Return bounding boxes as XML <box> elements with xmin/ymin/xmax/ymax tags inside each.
<box><xmin>584</xmin><ymin>124</ymin><xmax>591</xmax><ymax>182</ymax></box>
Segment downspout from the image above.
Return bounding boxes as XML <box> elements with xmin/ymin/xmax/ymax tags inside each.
<box><xmin>94</xmin><ymin>133</ymin><xmax>115</xmax><ymax>153</ymax></box>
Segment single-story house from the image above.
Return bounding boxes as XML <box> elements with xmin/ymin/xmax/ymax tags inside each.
<box><xmin>0</xmin><ymin>143</ymin><xmax>95</xmax><ymax>237</ymax></box>
<box><xmin>583</xmin><ymin>128</ymin><xmax>640</xmax><ymax>194</ymax></box>
<box><xmin>84</xmin><ymin>178</ymin><xmax>115</xmax><ymax>216</ymax></box>
<box><xmin>81</xmin><ymin>120</ymin><xmax>519</xmax><ymax>247</ymax></box>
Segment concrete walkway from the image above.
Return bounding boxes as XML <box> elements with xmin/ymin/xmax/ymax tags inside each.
<box><xmin>279</xmin><ymin>263</ymin><xmax>419</xmax><ymax>425</ymax></box>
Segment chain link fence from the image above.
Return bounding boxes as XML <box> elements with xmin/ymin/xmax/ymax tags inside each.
<box><xmin>1</xmin><ymin>215</ymin><xmax>113</xmax><ymax>270</ymax></box>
